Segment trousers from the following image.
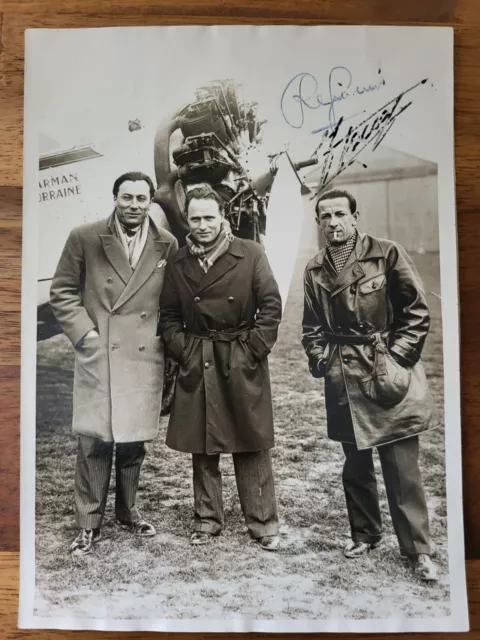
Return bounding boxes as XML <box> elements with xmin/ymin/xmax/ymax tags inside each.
<box><xmin>74</xmin><ymin>435</ymin><xmax>146</xmax><ymax>529</ymax></box>
<box><xmin>342</xmin><ymin>435</ymin><xmax>431</xmax><ymax>558</ymax></box>
<box><xmin>192</xmin><ymin>449</ymin><xmax>279</xmax><ymax>539</ymax></box>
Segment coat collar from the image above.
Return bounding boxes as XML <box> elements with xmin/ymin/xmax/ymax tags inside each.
<box><xmin>179</xmin><ymin>237</ymin><xmax>244</xmax><ymax>293</ymax></box>
<box><xmin>310</xmin><ymin>232</ymin><xmax>385</xmax><ymax>269</ymax></box>
<box><xmin>100</xmin><ymin>213</ymin><xmax>132</xmax><ymax>284</ymax></box>
<box><xmin>100</xmin><ymin>213</ymin><xmax>172</xmax><ymax>310</ymax></box>
<box><xmin>310</xmin><ymin>232</ymin><xmax>385</xmax><ymax>297</ymax></box>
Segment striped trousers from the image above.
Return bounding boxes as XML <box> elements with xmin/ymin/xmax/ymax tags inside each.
<box><xmin>74</xmin><ymin>435</ymin><xmax>146</xmax><ymax>530</ymax></box>
<box><xmin>192</xmin><ymin>450</ymin><xmax>279</xmax><ymax>539</ymax></box>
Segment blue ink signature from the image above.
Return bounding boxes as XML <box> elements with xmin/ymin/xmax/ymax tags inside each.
<box><xmin>280</xmin><ymin>67</ymin><xmax>386</xmax><ymax>134</ymax></box>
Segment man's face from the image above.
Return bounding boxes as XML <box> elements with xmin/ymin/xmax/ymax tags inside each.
<box><xmin>187</xmin><ymin>197</ymin><xmax>224</xmax><ymax>245</ymax></box>
<box><xmin>316</xmin><ymin>197</ymin><xmax>358</xmax><ymax>245</ymax></box>
<box><xmin>114</xmin><ymin>180</ymin><xmax>151</xmax><ymax>228</ymax></box>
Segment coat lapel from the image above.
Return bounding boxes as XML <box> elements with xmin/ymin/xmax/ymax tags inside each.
<box><xmin>183</xmin><ymin>254</ymin><xmax>205</xmax><ymax>288</ymax></box>
<box><xmin>196</xmin><ymin>252</ymin><xmax>239</xmax><ymax>293</ymax></box>
<box><xmin>99</xmin><ymin>216</ymin><xmax>132</xmax><ymax>285</ymax></box>
<box><xmin>195</xmin><ymin>239</ymin><xmax>243</xmax><ymax>293</ymax></box>
<box><xmin>313</xmin><ymin>251</ymin><xmax>337</xmax><ymax>293</ymax></box>
<box><xmin>180</xmin><ymin>239</ymin><xmax>243</xmax><ymax>294</ymax></box>
<box><xmin>112</xmin><ymin>226</ymin><xmax>171</xmax><ymax>311</ymax></box>
<box><xmin>330</xmin><ymin>235</ymin><xmax>365</xmax><ymax>298</ymax></box>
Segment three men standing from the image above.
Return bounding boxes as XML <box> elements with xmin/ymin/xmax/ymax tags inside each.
<box><xmin>302</xmin><ymin>188</ymin><xmax>437</xmax><ymax>580</ymax></box>
<box><xmin>50</xmin><ymin>170</ymin><xmax>437</xmax><ymax>579</ymax></box>
<box><xmin>159</xmin><ymin>185</ymin><xmax>282</xmax><ymax>551</ymax></box>
<box><xmin>50</xmin><ymin>172</ymin><xmax>177</xmax><ymax>555</ymax></box>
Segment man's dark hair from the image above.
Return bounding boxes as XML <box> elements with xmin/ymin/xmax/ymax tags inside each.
<box><xmin>113</xmin><ymin>172</ymin><xmax>155</xmax><ymax>199</ymax></box>
<box><xmin>185</xmin><ymin>184</ymin><xmax>225</xmax><ymax>214</ymax></box>
<box><xmin>315</xmin><ymin>188</ymin><xmax>357</xmax><ymax>216</ymax></box>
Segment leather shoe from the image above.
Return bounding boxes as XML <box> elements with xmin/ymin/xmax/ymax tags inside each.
<box><xmin>190</xmin><ymin>531</ymin><xmax>214</xmax><ymax>545</ymax></box>
<box><xmin>409</xmin><ymin>554</ymin><xmax>438</xmax><ymax>581</ymax></box>
<box><xmin>70</xmin><ymin>528</ymin><xmax>102</xmax><ymax>556</ymax></box>
<box><xmin>258</xmin><ymin>535</ymin><xmax>280</xmax><ymax>551</ymax></box>
<box><xmin>118</xmin><ymin>519</ymin><xmax>156</xmax><ymax>537</ymax></box>
<box><xmin>343</xmin><ymin>538</ymin><xmax>380</xmax><ymax>558</ymax></box>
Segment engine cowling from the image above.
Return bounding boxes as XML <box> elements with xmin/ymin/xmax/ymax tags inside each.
<box><xmin>153</xmin><ymin>80</ymin><xmax>275</xmax><ymax>245</ymax></box>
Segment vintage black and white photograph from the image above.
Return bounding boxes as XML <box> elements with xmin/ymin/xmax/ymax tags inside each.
<box><xmin>20</xmin><ymin>25</ymin><xmax>467</xmax><ymax>632</ymax></box>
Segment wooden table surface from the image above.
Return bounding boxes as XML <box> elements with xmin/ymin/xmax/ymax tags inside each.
<box><xmin>1</xmin><ymin>0</ymin><xmax>479</xmax><ymax>637</ymax></box>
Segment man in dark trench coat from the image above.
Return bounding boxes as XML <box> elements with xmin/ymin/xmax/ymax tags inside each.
<box><xmin>302</xmin><ymin>188</ymin><xmax>438</xmax><ymax>581</ymax></box>
<box><xmin>159</xmin><ymin>184</ymin><xmax>282</xmax><ymax>551</ymax></box>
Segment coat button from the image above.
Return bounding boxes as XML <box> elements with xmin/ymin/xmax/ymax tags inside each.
<box><xmin>111</xmin><ymin>344</ymin><xmax>118</xmax><ymax>351</ymax></box>
<box><xmin>371</xmin><ymin>281</ymin><xmax>377</xmax><ymax>289</ymax></box>
<box><xmin>204</xmin><ymin>362</ymin><xmax>210</xmax><ymax>369</ymax></box>
<box><xmin>111</xmin><ymin>310</ymin><xmax>117</xmax><ymax>316</ymax></box>
<box><xmin>106</xmin><ymin>277</ymin><xmax>113</xmax><ymax>284</ymax></box>
<box><xmin>139</xmin><ymin>345</ymin><xmax>145</xmax><ymax>352</ymax></box>
<box><xmin>194</xmin><ymin>296</ymin><xmax>200</xmax><ymax>303</ymax></box>
<box><xmin>140</xmin><ymin>312</ymin><xmax>147</xmax><ymax>319</ymax></box>
<box><xmin>228</xmin><ymin>296</ymin><xmax>234</xmax><ymax>302</ymax></box>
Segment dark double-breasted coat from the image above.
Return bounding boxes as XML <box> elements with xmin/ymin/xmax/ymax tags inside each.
<box><xmin>302</xmin><ymin>232</ymin><xmax>435</xmax><ymax>450</ymax></box>
<box><xmin>50</xmin><ymin>214</ymin><xmax>178</xmax><ymax>443</ymax></box>
<box><xmin>159</xmin><ymin>237</ymin><xmax>282</xmax><ymax>455</ymax></box>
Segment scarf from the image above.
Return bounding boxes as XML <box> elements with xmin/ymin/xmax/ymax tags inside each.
<box><xmin>114</xmin><ymin>213</ymin><xmax>150</xmax><ymax>271</ymax></box>
<box><xmin>186</xmin><ymin>219</ymin><xmax>235</xmax><ymax>273</ymax></box>
<box><xmin>327</xmin><ymin>230</ymin><xmax>357</xmax><ymax>274</ymax></box>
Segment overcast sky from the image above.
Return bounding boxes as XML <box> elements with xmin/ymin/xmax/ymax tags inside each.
<box><xmin>26</xmin><ymin>25</ymin><xmax>452</xmax><ymax>169</ymax></box>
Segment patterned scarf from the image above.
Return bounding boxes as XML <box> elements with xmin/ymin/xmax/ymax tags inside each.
<box><xmin>327</xmin><ymin>230</ymin><xmax>357</xmax><ymax>274</ymax></box>
<box><xmin>114</xmin><ymin>213</ymin><xmax>150</xmax><ymax>271</ymax></box>
<box><xmin>186</xmin><ymin>219</ymin><xmax>235</xmax><ymax>273</ymax></box>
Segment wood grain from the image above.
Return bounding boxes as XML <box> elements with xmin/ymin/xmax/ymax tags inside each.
<box><xmin>0</xmin><ymin>0</ymin><xmax>463</xmax><ymax>22</ymax></box>
<box><xmin>0</xmin><ymin>0</ymin><xmax>479</xmax><ymax>637</ymax></box>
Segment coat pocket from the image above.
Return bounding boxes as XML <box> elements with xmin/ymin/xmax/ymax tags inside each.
<box><xmin>180</xmin><ymin>334</ymin><xmax>196</xmax><ymax>367</ymax></box>
<box><xmin>358</xmin><ymin>337</ymin><xmax>411</xmax><ymax>408</ymax></box>
<box><xmin>359</xmin><ymin>274</ymin><xmax>387</xmax><ymax>295</ymax></box>
<box><xmin>75</xmin><ymin>334</ymin><xmax>100</xmax><ymax>357</ymax></box>
<box><xmin>237</xmin><ymin>334</ymin><xmax>259</xmax><ymax>377</ymax></box>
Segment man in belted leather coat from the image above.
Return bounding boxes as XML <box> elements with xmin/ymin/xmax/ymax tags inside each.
<box><xmin>302</xmin><ymin>188</ymin><xmax>438</xmax><ymax>580</ymax></box>
<box><xmin>159</xmin><ymin>184</ymin><xmax>282</xmax><ymax>551</ymax></box>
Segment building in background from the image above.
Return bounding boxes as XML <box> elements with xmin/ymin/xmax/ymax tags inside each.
<box><xmin>301</xmin><ymin>146</ymin><xmax>438</xmax><ymax>254</ymax></box>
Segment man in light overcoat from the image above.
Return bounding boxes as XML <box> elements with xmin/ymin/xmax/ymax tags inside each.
<box><xmin>159</xmin><ymin>184</ymin><xmax>282</xmax><ymax>551</ymax></box>
<box><xmin>302</xmin><ymin>188</ymin><xmax>438</xmax><ymax>580</ymax></box>
<box><xmin>50</xmin><ymin>171</ymin><xmax>177</xmax><ymax>555</ymax></box>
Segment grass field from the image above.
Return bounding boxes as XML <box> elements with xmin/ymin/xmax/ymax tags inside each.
<box><xmin>34</xmin><ymin>250</ymin><xmax>449</xmax><ymax>620</ymax></box>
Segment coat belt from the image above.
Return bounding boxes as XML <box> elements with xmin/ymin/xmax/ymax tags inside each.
<box><xmin>187</xmin><ymin>326</ymin><xmax>251</xmax><ymax>342</ymax></box>
<box><xmin>323</xmin><ymin>331</ymin><xmax>390</xmax><ymax>346</ymax></box>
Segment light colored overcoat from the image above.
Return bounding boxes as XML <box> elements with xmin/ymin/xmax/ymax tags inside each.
<box><xmin>50</xmin><ymin>214</ymin><xmax>178</xmax><ymax>442</ymax></box>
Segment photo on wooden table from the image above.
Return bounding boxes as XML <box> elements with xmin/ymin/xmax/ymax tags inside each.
<box><xmin>19</xmin><ymin>25</ymin><xmax>468</xmax><ymax>632</ymax></box>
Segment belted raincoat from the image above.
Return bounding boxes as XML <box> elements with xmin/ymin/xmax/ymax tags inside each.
<box><xmin>302</xmin><ymin>232</ymin><xmax>435</xmax><ymax>450</ymax></box>
<box><xmin>159</xmin><ymin>237</ymin><xmax>282</xmax><ymax>454</ymax></box>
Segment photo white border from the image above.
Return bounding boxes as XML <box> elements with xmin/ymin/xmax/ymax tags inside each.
<box><xmin>18</xmin><ymin>25</ymin><xmax>469</xmax><ymax>633</ymax></box>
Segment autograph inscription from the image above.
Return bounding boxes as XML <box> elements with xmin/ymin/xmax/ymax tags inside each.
<box><xmin>307</xmin><ymin>78</ymin><xmax>428</xmax><ymax>196</ymax></box>
<box><xmin>280</xmin><ymin>67</ymin><xmax>386</xmax><ymax>133</ymax></box>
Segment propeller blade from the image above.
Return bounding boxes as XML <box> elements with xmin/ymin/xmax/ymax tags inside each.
<box><xmin>263</xmin><ymin>154</ymin><xmax>306</xmax><ymax>312</ymax></box>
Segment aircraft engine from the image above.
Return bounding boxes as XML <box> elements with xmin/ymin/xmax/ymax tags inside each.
<box><xmin>153</xmin><ymin>79</ymin><xmax>316</xmax><ymax>245</ymax></box>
